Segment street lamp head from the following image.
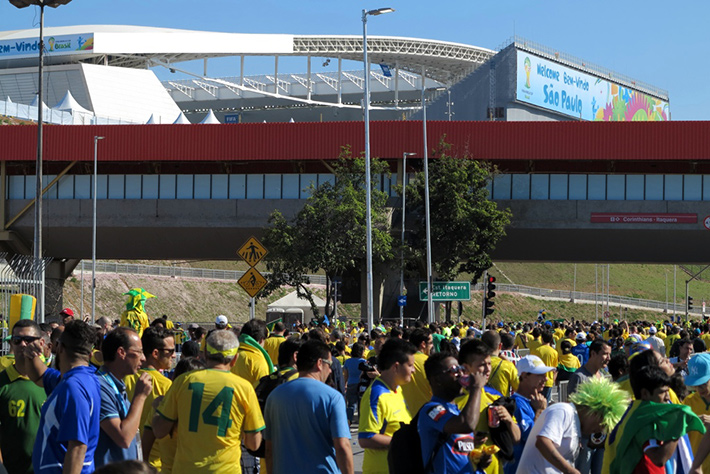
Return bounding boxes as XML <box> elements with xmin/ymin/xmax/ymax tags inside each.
<box><xmin>94</xmin><ymin>136</ymin><xmax>105</xmax><ymax>140</ymax></box>
<box><xmin>9</xmin><ymin>0</ymin><xmax>73</xmax><ymax>8</ymax></box>
<box><xmin>367</xmin><ymin>7</ymin><xmax>395</xmax><ymax>16</ymax></box>
<box><xmin>403</xmin><ymin>152</ymin><xmax>416</xmax><ymax>157</ymax></box>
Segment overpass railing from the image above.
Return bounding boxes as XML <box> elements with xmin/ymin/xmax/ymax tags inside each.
<box><xmin>87</xmin><ymin>261</ymin><xmax>328</xmax><ymax>285</ymax></box>
<box><xmin>85</xmin><ymin>261</ymin><xmax>691</xmax><ymax>315</ymax></box>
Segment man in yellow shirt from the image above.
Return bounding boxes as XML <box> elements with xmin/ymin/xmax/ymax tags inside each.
<box><xmin>514</xmin><ymin>324</ymin><xmax>532</xmax><ymax>350</ymax></box>
<box><xmin>125</xmin><ymin>326</ymin><xmax>176</xmax><ymax>469</ymax></box>
<box><xmin>153</xmin><ymin>330</ymin><xmax>264</xmax><ymax>474</ymax></box>
<box><xmin>531</xmin><ymin>331</ymin><xmax>558</xmax><ymax>402</ymax></box>
<box><xmin>232</xmin><ymin>319</ymin><xmax>274</xmax><ymax>387</ymax></box>
<box><xmin>481</xmin><ymin>330</ymin><xmax>518</xmax><ymax>397</ymax></box>
<box><xmin>263</xmin><ymin>322</ymin><xmax>287</xmax><ymax>365</ymax></box>
<box><xmin>527</xmin><ymin>327</ymin><xmax>542</xmax><ymax>353</ymax></box>
<box><xmin>359</xmin><ymin>338</ymin><xmax>416</xmax><ymax>474</ymax></box>
<box><xmin>400</xmin><ymin>328</ymin><xmax>433</xmax><ymax>414</ymax></box>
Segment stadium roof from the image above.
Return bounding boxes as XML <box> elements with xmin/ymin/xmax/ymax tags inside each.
<box><xmin>0</xmin><ymin>25</ymin><xmax>496</xmax><ymax>83</ymax></box>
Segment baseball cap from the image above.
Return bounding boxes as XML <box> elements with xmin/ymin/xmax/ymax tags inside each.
<box><xmin>216</xmin><ymin>315</ymin><xmax>229</xmax><ymax>327</ymax></box>
<box><xmin>187</xmin><ymin>323</ymin><xmax>199</xmax><ymax>330</ymax></box>
<box><xmin>60</xmin><ymin>308</ymin><xmax>74</xmax><ymax>317</ymax></box>
<box><xmin>517</xmin><ymin>355</ymin><xmax>556</xmax><ymax>375</ymax></box>
<box><xmin>628</xmin><ymin>341</ymin><xmax>652</xmax><ymax>359</ymax></box>
<box><xmin>648</xmin><ymin>326</ymin><xmax>657</xmax><ymax>334</ymax></box>
<box><xmin>575</xmin><ymin>332</ymin><xmax>586</xmax><ymax>341</ymax></box>
<box><xmin>685</xmin><ymin>353</ymin><xmax>710</xmax><ymax>387</ymax></box>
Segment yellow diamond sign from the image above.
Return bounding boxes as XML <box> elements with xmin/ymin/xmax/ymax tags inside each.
<box><xmin>238</xmin><ymin>236</ymin><xmax>268</xmax><ymax>267</ymax></box>
<box><xmin>238</xmin><ymin>268</ymin><xmax>267</xmax><ymax>298</ymax></box>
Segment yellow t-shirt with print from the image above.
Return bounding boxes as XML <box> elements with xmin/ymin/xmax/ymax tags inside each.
<box><xmin>126</xmin><ymin>367</ymin><xmax>173</xmax><ymax>469</ymax></box>
<box><xmin>157</xmin><ymin>368</ymin><xmax>265</xmax><ymax>474</ymax></box>
<box><xmin>487</xmin><ymin>356</ymin><xmax>519</xmax><ymax>397</ymax></box>
<box><xmin>359</xmin><ymin>377</ymin><xmax>411</xmax><ymax>474</ymax></box>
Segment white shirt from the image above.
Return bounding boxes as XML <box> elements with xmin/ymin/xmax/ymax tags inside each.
<box><xmin>516</xmin><ymin>403</ymin><xmax>581</xmax><ymax>474</ymax></box>
<box><xmin>647</xmin><ymin>335</ymin><xmax>665</xmax><ymax>354</ymax></box>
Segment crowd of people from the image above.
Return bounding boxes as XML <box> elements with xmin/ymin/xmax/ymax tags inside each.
<box><xmin>6</xmin><ymin>307</ymin><xmax>710</xmax><ymax>473</ymax></box>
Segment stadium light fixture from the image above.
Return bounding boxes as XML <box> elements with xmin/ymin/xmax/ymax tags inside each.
<box><xmin>363</xmin><ymin>7</ymin><xmax>395</xmax><ymax>334</ymax></box>
<box><xmin>9</xmin><ymin>0</ymin><xmax>75</xmax><ymax>321</ymax></box>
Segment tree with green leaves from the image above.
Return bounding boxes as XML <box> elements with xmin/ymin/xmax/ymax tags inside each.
<box><xmin>259</xmin><ymin>146</ymin><xmax>394</xmax><ymax>319</ymax></box>
<box><xmin>404</xmin><ymin>140</ymin><xmax>511</xmax><ymax>319</ymax></box>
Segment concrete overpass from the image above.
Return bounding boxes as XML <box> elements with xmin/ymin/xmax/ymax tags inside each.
<box><xmin>2</xmin><ymin>120</ymin><xmax>710</xmax><ymax>316</ymax></box>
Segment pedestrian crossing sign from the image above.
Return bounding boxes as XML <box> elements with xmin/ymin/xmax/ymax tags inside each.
<box><xmin>238</xmin><ymin>236</ymin><xmax>268</xmax><ymax>267</ymax></box>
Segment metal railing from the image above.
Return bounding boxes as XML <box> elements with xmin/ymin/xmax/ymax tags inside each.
<box><xmin>86</xmin><ymin>261</ymin><xmax>328</xmax><ymax>285</ymax></box>
<box><xmin>84</xmin><ymin>261</ymin><xmax>689</xmax><ymax>314</ymax></box>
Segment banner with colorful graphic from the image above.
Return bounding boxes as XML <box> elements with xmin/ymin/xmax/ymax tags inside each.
<box><xmin>0</xmin><ymin>33</ymin><xmax>93</xmax><ymax>59</ymax></box>
<box><xmin>516</xmin><ymin>50</ymin><xmax>670</xmax><ymax>121</ymax></box>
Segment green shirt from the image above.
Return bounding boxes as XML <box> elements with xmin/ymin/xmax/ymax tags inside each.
<box><xmin>0</xmin><ymin>364</ymin><xmax>47</xmax><ymax>474</ymax></box>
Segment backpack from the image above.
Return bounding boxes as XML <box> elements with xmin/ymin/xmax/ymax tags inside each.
<box><xmin>387</xmin><ymin>410</ymin><xmax>447</xmax><ymax>474</ymax></box>
<box><xmin>246</xmin><ymin>367</ymin><xmax>297</xmax><ymax>457</ymax></box>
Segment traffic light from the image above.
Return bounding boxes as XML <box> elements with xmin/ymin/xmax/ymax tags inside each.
<box><xmin>688</xmin><ymin>296</ymin><xmax>694</xmax><ymax>312</ymax></box>
<box><xmin>484</xmin><ymin>276</ymin><xmax>497</xmax><ymax>316</ymax></box>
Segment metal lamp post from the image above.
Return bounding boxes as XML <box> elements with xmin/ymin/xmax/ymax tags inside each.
<box><xmin>362</xmin><ymin>7</ymin><xmax>394</xmax><ymax>333</ymax></box>
<box><xmin>9</xmin><ymin>0</ymin><xmax>74</xmax><ymax>321</ymax></box>
<box><xmin>92</xmin><ymin>136</ymin><xmax>104</xmax><ymax>323</ymax></box>
<box><xmin>422</xmin><ymin>84</ymin><xmax>446</xmax><ymax>323</ymax></box>
<box><xmin>400</xmin><ymin>152</ymin><xmax>416</xmax><ymax>328</ymax></box>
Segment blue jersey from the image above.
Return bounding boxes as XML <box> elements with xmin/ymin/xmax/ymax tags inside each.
<box><xmin>505</xmin><ymin>393</ymin><xmax>537</xmax><ymax>474</ymax></box>
<box><xmin>419</xmin><ymin>397</ymin><xmax>476</xmax><ymax>474</ymax></box>
<box><xmin>571</xmin><ymin>343</ymin><xmax>589</xmax><ymax>366</ymax></box>
<box><xmin>33</xmin><ymin>366</ymin><xmax>101</xmax><ymax>474</ymax></box>
<box><xmin>95</xmin><ymin>369</ymin><xmax>140</xmax><ymax>467</ymax></box>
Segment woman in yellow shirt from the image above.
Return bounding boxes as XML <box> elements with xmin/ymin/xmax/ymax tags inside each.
<box><xmin>557</xmin><ymin>340</ymin><xmax>581</xmax><ymax>383</ymax></box>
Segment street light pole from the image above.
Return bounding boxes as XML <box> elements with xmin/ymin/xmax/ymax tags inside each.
<box><xmin>362</xmin><ymin>7</ymin><xmax>394</xmax><ymax>334</ymax></box>
<box><xmin>9</xmin><ymin>0</ymin><xmax>74</xmax><ymax>321</ymax></box>
<box><xmin>400</xmin><ymin>152</ymin><xmax>415</xmax><ymax>328</ymax></box>
<box><xmin>92</xmin><ymin>136</ymin><xmax>104</xmax><ymax>324</ymax></box>
<box><xmin>421</xmin><ymin>82</ymin><xmax>446</xmax><ymax>323</ymax></box>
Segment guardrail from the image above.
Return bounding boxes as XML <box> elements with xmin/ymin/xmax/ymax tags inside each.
<box><xmin>86</xmin><ymin>261</ymin><xmax>328</xmax><ymax>285</ymax></box>
<box><xmin>85</xmin><ymin>261</ymin><xmax>694</xmax><ymax>315</ymax></box>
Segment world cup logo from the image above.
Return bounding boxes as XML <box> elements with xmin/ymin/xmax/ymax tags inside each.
<box><xmin>524</xmin><ymin>57</ymin><xmax>531</xmax><ymax>88</ymax></box>
<box><xmin>48</xmin><ymin>37</ymin><xmax>55</xmax><ymax>52</ymax></box>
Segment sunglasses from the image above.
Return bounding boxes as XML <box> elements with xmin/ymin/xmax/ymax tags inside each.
<box><xmin>321</xmin><ymin>358</ymin><xmax>333</xmax><ymax>367</ymax></box>
<box><xmin>160</xmin><ymin>348</ymin><xmax>176</xmax><ymax>355</ymax></box>
<box><xmin>11</xmin><ymin>335</ymin><xmax>41</xmax><ymax>345</ymax></box>
<box><xmin>443</xmin><ymin>365</ymin><xmax>464</xmax><ymax>374</ymax></box>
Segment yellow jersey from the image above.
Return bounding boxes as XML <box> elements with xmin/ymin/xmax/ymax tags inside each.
<box><xmin>126</xmin><ymin>367</ymin><xmax>173</xmax><ymax>469</ymax></box>
<box><xmin>157</xmin><ymin>368</ymin><xmax>265</xmax><ymax>474</ymax></box>
<box><xmin>231</xmin><ymin>343</ymin><xmax>272</xmax><ymax>387</ymax></box>
<box><xmin>558</xmin><ymin>353</ymin><xmax>581</xmax><ymax>371</ymax></box>
<box><xmin>400</xmin><ymin>352</ymin><xmax>432</xmax><ymax>415</ymax></box>
<box><xmin>532</xmin><ymin>345</ymin><xmax>558</xmax><ymax>387</ymax></box>
<box><xmin>262</xmin><ymin>335</ymin><xmax>286</xmax><ymax>367</ymax></box>
<box><xmin>487</xmin><ymin>356</ymin><xmax>519</xmax><ymax>397</ymax></box>
<box><xmin>684</xmin><ymin>392</ymin><xmax>710</xmax><ymax>474</ymax></box>
<box><xmin>514</xmin><ymin>333</ymin><xmax>532</xmax><ymax>349</ymax></box>
<box><xmin>359</xmin><ymin>377</ymin><xmax>411</xmax><ymax>474</ymax></box>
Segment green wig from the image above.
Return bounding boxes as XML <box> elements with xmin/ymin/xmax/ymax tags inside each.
<box><xmin>568</xmin><ymin>377</ymin><xmax>630</xmax><ymax>431</ymax></box>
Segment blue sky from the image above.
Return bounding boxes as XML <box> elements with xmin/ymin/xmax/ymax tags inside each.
<box><xmin>1</xmin><ymin>0</ymin><xmax>707</xmax><ymax>120</ymax></box>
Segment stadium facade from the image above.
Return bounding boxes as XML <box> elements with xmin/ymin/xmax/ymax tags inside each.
<box><xmin>0</xmin><ymin>25</ymin><xmax>670</xmax><ymax>125</ymax></box>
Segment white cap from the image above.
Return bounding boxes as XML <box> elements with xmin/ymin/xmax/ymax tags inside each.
<box><xmin>575</xmin><ymin>332</ymin><xmax>586</xmax><ymax>340</ymax></box>
<box><xmin>648</xmin><ymin>326</ymin><xmax>657</xmax><ymax>334</ymax></box>
<box><xmin>517</xmin><ymin>355</ymin><xmax>556</xmax><ymax>375</ymax></box>
<box><xmin>215</xmin><ymin>315</ymin><xmax>229</xmax><ymax>326</ymax></box>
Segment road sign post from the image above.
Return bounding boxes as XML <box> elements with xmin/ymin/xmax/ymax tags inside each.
<box><xmin>237</xmin><ymin>236</ymin><xmax>269</xmax><ymax>318</ymax></box>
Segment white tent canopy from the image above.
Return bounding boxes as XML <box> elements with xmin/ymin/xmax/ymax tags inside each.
<box><xmin>53</xmin><ymin>90</ymin><xmax>92</xmax><ymax>114</ymax></box>
<box><xmin>199</xmin><ymin>109</ymin><xmax>220</xmax><ymax>124</ymax></box>
<box><xmin>267</xmin><ymin>290</ymin><xmax>325</xmax><ymax>323</ymax></box>
<box><xmin>173</xmin><ymin>111</ymin><xmax>191</xmax><ymax>124</ymax></box>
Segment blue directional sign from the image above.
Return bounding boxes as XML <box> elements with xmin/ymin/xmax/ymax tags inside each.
<box><xmin>398</xmin><ymin>295</ymin><xmax>407</xmax><ymax>307</ymax></box>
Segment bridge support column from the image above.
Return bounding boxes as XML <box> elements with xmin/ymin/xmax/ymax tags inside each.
<box><xmin>44</xmin><ymin>259</ymin><xmax>81</xmax><ymax>321</ymax></box>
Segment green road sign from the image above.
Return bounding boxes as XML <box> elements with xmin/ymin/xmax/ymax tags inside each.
<box><xmin>419</xmin><ymin>282</ymin><xmax>471</xmax><ymax>301</ymax></box>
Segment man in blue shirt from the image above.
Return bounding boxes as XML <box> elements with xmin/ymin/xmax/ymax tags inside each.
<box><xmin>19</xmin><ymin>320</ymin><xmax>102</xmax><ymax>474</ymax></box>
<box><xmin>505</xmin><ymin>355</ymin><xmax>555</xmax><ymax>474</ymax></box>
<box><xmin>418</xmin><ymin>351</ymin><xmax>488</xmax><ymax>474</ymax></box>
<box><xmin>264</xmin><ymin>339</ymin><xmax>354</xmax><ymax>474</ymax></box>
<box><xmin>95</xmin><ymin>327</ymin><xmax>153</xmax><ymax>468</ymax></box>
